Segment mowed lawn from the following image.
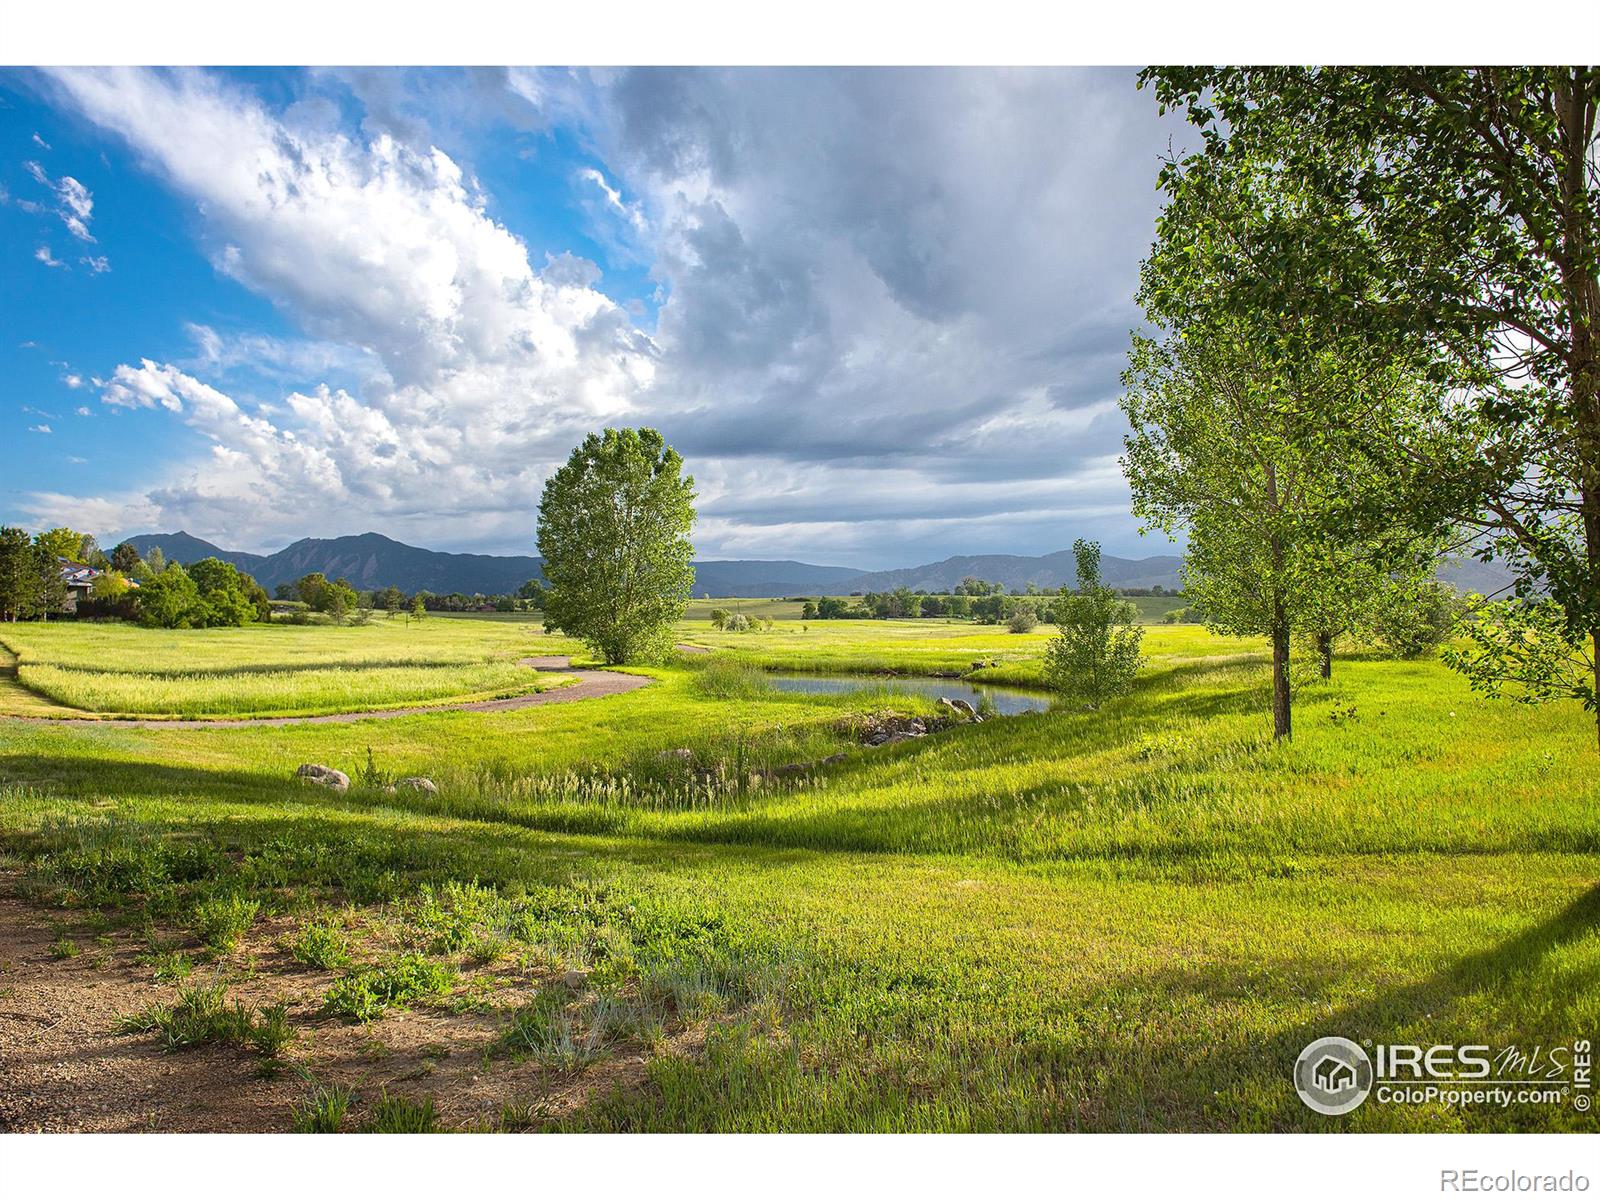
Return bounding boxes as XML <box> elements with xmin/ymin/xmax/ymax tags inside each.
<box><xmin>0</xmin><ymin>617</ymin><xmax>1595</xmax><ymax>1131</ymax></box>
<box><xmin>0</xmin><ymin>619</ymin><xmax>576</xmax><ymax>718</ymax></box>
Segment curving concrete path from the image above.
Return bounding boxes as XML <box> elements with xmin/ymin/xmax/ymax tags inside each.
<box><xmin>2</xmin><ymin>656</ymin><xmax>652</xmax><ymax>729</ymax></box>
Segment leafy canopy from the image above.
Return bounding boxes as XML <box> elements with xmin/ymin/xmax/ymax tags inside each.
<box><xmin>537</xmin><ymin>428</ymin><xmax>697</xmax><ymax>665</ymax></box>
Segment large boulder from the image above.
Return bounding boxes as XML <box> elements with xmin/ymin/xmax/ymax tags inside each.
<box><xmin>295</xmin><ymin>764</ymin><xmax>349</xmax><ymax>793</ymax></box>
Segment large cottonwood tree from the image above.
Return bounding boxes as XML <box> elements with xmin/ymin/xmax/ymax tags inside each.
<box><xmin>537</xmin><ymin>428</ymin><xmax>697</xmax><ymax>665</ymax></box>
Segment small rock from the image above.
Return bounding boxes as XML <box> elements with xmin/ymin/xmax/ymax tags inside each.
<box><xmin>395</xmin><ymin>776</ymin><xmax>437</xmax><ymax>795</ymax></box>
<box><xmin>295</xmin><ymin>763</ymin><xmax>349</xmax><ymax>792</ymax></box>
<box><xmin>939</xmin><ymin>697</ymin><xmax>979</xmax><ymax>721</ymax></box>
<box><xmin>562</xmin><ymin>969</ymin><xmax>588</xmax><ymax>989</ymax></box>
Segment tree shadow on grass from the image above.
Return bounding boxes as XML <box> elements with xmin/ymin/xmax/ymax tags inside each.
<box><xmin>1130</xmin><ymin>882</ymin><xmax>1600</xmax><ymax>1128</ymax></box>
<box><xmin>0</xmin><ymin>752</ymin><xmax>283</xmax><ymax>802</ymax></box>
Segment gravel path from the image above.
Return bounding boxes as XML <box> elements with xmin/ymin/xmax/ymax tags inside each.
<box><xmin>0</xmin><ymin>656</ymin><xmax>652</xmax><ymax>729</ymax></box>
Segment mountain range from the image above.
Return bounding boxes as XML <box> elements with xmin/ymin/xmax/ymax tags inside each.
<box><xmin>123</xmin><ymin>531</ymin><xmax>1191</xmax><ymax>596</ymax></box>
<box><xmin>124</xmin><ymin>530</ymin><xmax>1513</xmax><ymax>599</ymax></box>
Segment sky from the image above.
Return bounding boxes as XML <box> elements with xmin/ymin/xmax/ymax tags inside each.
<box><xmin>0</xmin><ymin>67</ymin><xmax>1184</xmax><ymax>569</ymax></box>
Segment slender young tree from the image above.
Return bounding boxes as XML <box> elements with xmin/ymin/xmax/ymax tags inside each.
<box><xmin>538</xmin><ymin>428</ymin><xmax>697</xmax><ymax>665</ymax></box>
<box><xmin>1125</xmin><ymin>125</ymin><xmax>1479</xmax><ymax>737</ymax></box>
<box><xmin>1044</xmin><ymin>540</ymin><xmax>1145</xmax><ymax>709</ymax></box>
<box><xmin>29</xmin><ymin>538</ymin><xmax>68</xmax><ymax>619</ymax></box>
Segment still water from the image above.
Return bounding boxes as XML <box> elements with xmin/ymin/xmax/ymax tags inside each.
<box><xmin>766</xmin><ymin>673</ymin><xmax>1052</xmax><ymax>716</ymax></box>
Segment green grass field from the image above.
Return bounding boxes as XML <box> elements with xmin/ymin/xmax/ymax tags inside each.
<box><xmin>0</xmin><ymin>620</ymin><xmax>575</xmax><ymax>718</ymax></box>
<box><xmin>0</xmin><ymin>616</ymin><xmax>1594</xmax><ymax>1131</ymax></box>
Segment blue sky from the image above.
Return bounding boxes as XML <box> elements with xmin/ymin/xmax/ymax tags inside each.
<box><xmin>0</xmin><ymin>67</ymin><xmax>1181</xmax><ymax>568</ymax></box>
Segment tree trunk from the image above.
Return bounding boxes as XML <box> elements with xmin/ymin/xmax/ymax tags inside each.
<box><xmin>1272</xmin><ymin>599</ymin><xmax>1292</xmax><ymax>741</ymax></box>
<box><xmin>1316</xmin><ymin>631</ymin><xmax>1333</xmax><ymax>679</ymax></box>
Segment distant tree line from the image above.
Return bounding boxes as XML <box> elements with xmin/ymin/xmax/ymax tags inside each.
<box><xmin>271</xmin><ymin>573</ymin><xmax>547</xmax><ymax>620</ymax></box>
<box><xmin>0</xmin><ymin>524</ymin><xmax>554</xmax><ymax>631</ymax></box>
<box><xmin>793</xmin><ymin>578</ymin><xmax>1188</xmax><ymax>628</ymax></box>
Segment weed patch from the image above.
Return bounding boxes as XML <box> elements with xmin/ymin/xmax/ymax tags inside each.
<box><xmin>324</xmin><ymin>954</ymin><xmax>458</xmax><ymax>1022</ymax></box>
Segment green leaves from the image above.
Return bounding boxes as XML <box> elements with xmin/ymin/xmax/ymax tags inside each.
<box><xmin>1443</xmin><ymin>599</ymin><xmax>1597</xmax><ymax>711</ymax></box>
<box><xmin>1140</xmin><ymin>66</ymin><xmax>1600</xmax><ymax>741</ymax></box>
<box><xmin>537</xmin><ymin>428</ymin><xmax>697</xmax><ymax>665</ymax></box>
<box><xmin>1044</xmin><ymin>540</ymin><xmax>1145</xmax><ymax>709</ymax></box>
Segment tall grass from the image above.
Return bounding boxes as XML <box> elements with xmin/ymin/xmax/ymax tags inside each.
<box><xmin>17</xmin><ymin>659</ymin><xmax>555</xmax><ymax>718</ymax></box>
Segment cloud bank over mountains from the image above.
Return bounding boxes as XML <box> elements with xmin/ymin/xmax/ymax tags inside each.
<box><xmin>22</xmin><ymin>66</ymin><xmax>1179</xmax><ymax>566</ymax></box>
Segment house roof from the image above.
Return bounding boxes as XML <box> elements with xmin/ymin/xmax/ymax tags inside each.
<box><xmin>57</xmin><ymin>558</ymin><xmax>139</xmax><ymax>589</ymax></box>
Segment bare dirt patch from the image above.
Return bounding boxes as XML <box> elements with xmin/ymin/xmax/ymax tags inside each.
<box><xmin>0</xmin><ymin>897</ymin><xmax>693</xmax><ymax>1132</ymax></box>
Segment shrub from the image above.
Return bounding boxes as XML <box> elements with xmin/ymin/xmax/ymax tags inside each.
<box><xmin>324</xmin><ymin>954</ymin><xmax>457</xmax><ymax>1022</ymax></box>
<box><xmin>691</xmin><ymin>659</ymin><xmax>772</xmax><ymax>699</ymax></box>
<box><xmin>135</xmin><ymin>565</ymin><xmax>202</xmax><ymax>629</ymax></box>
<box><xmin>291</xmin><ymin>918</ymin><xmax>353</xmax><ymax>969</ymax></box>
<box><xmin>1007</xmin><ymin>607</ymin><xmax>1039</xmax><ymax>633</ymax></box>
<box><xmin>724</xmin><ymin>613</ymin><xmax>751</xmax><ymax>632</ymax></box>
<box><xmin>1371</xmin><ymin>580</ymin><xmax>1463</xmax><ymax>659</ymax></box>
<box><xmin>190</xmin><ymin>894</ymin><xmax>260</xmax><ymax>954</ymax></box>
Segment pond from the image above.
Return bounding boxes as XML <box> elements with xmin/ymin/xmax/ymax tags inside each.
<box><xmin>766</xmin><ymin>673</ymin><xmax>1053</xmax><ymax>716</ymax></box>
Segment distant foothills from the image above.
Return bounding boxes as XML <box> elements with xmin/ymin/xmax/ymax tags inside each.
<box><xmin>121</xmin><ymin>530</ymin><xmax>1513</xmax><ymax>600</ymax></box>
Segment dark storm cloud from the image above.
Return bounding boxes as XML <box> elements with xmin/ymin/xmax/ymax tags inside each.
<box><xmin>558</xmin><ymin>66</ymin><xmax>1184</xmax><ymax>559</ymax></box>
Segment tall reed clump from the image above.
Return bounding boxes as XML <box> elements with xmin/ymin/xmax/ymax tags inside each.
<box><xmin>690</xmin><ymin>658</ymin><xmax>774</xmax><ymax>700</ymax></box>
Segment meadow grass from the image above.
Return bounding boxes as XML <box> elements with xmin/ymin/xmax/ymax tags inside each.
<box><xmin>0</xmin><ymin>618</ymin><xmax>1595</xmax><ymax>1131</ymax></box>
<box><xmin>0</xmin><ymin>619</ymin><xmax>576</xmax><ymax>718</ymax></box>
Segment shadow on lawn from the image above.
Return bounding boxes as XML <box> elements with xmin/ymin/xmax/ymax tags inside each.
<box><xmin>1309</xmin><ymin>882</ymin><xmax>1600</xmax><ymax>1041</ymax></box>
<box><xmin>1143</xmin><ymin>882</ymin><xmax>1600</xmax><ymax>1127</ymax></box>
<box><xmin>0</xmin><ymin>752</ymin><xmax>284</xmax><ymax>801</ymax></box>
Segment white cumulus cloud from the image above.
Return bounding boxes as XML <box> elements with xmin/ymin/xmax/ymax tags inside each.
<box><xmin>36</xmin><ymin>66</ymin><xmax>659</xmax><ymax>551</ymax></box>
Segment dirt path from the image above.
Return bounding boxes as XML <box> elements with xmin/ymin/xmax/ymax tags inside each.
<box><xmin>0</xmin><ymin>656</ymin><xmax>652</xmax><ymax>730</ymax></box>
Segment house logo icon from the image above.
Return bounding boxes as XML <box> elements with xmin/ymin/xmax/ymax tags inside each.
<box><xmin>1314</xmin><ymin>1055</ymin><xmax>1356</xmax><ymax>1092</ymax></box>
<box><xmin>1295</xmin><ymin>1037</ymin><xmax>1373</xmax><ymax>1115</ymax></box>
